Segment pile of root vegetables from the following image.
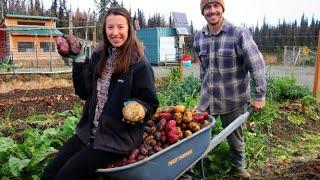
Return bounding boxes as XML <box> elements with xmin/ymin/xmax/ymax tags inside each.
<box><xmin>105</xmin><ymin>105</ymin><xmax>211</xmax><ymax>168</ymax></box>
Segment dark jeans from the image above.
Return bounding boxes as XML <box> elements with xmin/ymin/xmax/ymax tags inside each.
<box><xmin>41</xmin><ymin>135</ymin><xmax>122</xmax><ymax>180</ymax></box>
<box><xmin>213</xmin><ymin>106</ymin><xmax>246</xmax><ymax>169</ymax></box>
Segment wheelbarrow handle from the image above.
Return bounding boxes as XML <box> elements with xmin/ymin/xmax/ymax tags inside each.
<box><xmin>247</xmin><ymin>104</ymin><xmax>254</xmax><ymax>114</ymax></box>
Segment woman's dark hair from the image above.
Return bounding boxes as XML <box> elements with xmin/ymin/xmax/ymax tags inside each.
<box><xmin>97</xmin><ymin>7</ymin><xmax>144</xmax><ymax>76</ymax></box>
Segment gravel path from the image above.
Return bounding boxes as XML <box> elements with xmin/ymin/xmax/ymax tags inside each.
<box><xmin>152</xmin><ymin>64</ymin><xmax>316</xmax><ymax>89</ymax></box>
<box><xmin>9</xmin><ymin>63</ymin><xmax>317</xmax><ymax>90</ymax></box>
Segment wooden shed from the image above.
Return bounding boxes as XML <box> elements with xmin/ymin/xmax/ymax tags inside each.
<box><xmin>1</xmin><ymin>14</ymin><xmax>64</xmax><ymax>68</ymax></box>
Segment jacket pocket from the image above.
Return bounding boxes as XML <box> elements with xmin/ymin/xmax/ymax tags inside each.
<box><xmin>217</xmin><ymin>49</ymin><xmax>236</xmax><ymax>69</ymax></box>
<box><xmin>99</xmin><ymin>114</ymin><xmax>142</xmax><ymax>152</ymax></box>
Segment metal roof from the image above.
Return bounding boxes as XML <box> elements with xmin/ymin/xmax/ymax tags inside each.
<box><xmin>9</xmin><ymin>28</ymin><xmax>63</xmax><ymax>36</ymax></box>
<box><xmin>5</xmin><ymin>14</ymin><xmax>58</xmax><ymax>21</ymax></box>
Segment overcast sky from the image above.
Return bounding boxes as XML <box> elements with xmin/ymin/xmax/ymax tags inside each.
<box><xmin>43</xmin><ymin>0</ymin><xmax>320</xmax><ymax>30</ymax></box>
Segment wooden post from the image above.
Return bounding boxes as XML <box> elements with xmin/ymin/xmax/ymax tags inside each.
<box><xmin>92</xmin><ymin>12</ymin><xmax>97</xmax><ymax>47</ymax></box>
<box><xmin>283</xmin><ymin>46</ymin><xmax>287</xmax><ymax>65</ymax></box>
<box><xmin>85</xmin><ymin>8</ymin><xmax>90</xmax><ymax>41</ymax></box>
<box><xmin>178</xmin><ymin>57</ymin><xmax>184</xmax><ymax>76</ymax></box>
<box><xmin>313</xmin><ymin>31</ymin><xmax>320</xmax><ymax>97</ymax></box>
<box><xmin>69</xmin><ymin>10</ymin><xmax>73</xmax><ymax>35</ymax></box>
<box><xmin>35</xmin><ymin>34</ymin><xmax>39</xmax><ymax>68</ymax></box>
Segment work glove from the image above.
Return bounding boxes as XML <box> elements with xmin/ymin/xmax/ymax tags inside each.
<box><xmin>68</xmin><ymin>51</ymin><xmax>85</xmax><ymax>63</ymax></box>
<box><xmin>122</xmin><ymin>101</ymin><xmax>146</xmax><ymax>125</ymax></box>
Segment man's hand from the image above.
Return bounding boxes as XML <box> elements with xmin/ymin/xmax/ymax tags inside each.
<box><xmin>251</xmin><ymin>100</ymin><xmax>265</xmax><ymax>111</ymax></box>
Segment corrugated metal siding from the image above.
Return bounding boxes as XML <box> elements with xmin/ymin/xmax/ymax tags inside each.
<box><xmin>157</xmin><ymin>27</ymin><xmax>177</xmax><ymax>37</ymax></box>
<box><xmin>10</xmin><ymin>28</ymin><xmax>63</xmax><ymax>36</ymax></box>
<box><xmin>137</xmin><ymin>28</ymin><xmax>159</xmax><ymax>64</ymax></box>
<box><xmin>137</xmin><ymin>27</ymin><xmax>177</xmax><ymax>64</ymax></box>
<box><xmin>5</xmin><ymin>14</ymin><xmax>58</xmax><ymax>21</ymax></box>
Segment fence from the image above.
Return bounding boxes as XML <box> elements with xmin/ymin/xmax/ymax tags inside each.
<box><xmin>0</xmin><ymin>28</ymin><xmax>319</xmax><ymax>73</ymax></box>
<box><xmin>184</xmin><ymin>35</ymin><xmax>318</xmax><ymax>67</ymax></box>
<box><xmin>0</xmin><ymin>25</ymin><xmax>97</xmax><ymax>73</ymax></box>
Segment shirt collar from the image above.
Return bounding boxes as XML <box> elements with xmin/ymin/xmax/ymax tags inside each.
<box><xmin>202</xmin><ymin>18</ymin><xmax>230</xmax><ymax>37</ymax></box>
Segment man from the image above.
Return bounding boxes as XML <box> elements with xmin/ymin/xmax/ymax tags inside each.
<box><xmin>193</xmin><ymin>0</ymin><xmax>267</xmax><ymax>179</ymax></box>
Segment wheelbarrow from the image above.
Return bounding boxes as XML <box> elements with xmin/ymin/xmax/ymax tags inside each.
<box><xmin>96</xmin><ymin>109</ymin><xmax>252</xmax><ymax>179</ymax></box>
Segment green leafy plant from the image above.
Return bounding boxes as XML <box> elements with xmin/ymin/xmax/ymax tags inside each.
<box><xmin>0</xmin><ymin>59</ymin><xmax>17</xmax><ymax>72</ymax></box>
<box><xmin>266</xmin><ymin>75</ymin><xmax>312</xmax><ymax>101</ymax></box>
<box><xmin>157</xmin><ymin>75</ymin><xmax>200</xmax><ymax>108</ymax></box>
<box><xmin>0</xmin><ymin>112</ymin><xmax>79</xmax><ymax>178</ymax></box>
<box><xmin>168</xmin><ymin>68</ymin><xmax>182</xmax><ymax>81</ymax></box>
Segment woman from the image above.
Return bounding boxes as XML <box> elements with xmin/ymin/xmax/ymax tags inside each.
<box><xmin>42</xmin><ymin>7</ymin><xmax>159</xmax><ymax>180</ymax></box>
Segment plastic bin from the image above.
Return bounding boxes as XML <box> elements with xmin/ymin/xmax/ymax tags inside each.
<box><xmin>183</xmin><ymin>60</ymin><xmax>192</xmax><ymax>68</ymax></box>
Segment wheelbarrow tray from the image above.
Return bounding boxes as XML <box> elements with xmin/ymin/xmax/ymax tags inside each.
<box><xmin>96</xmin><ymin>116</ymin><xmax>216</xmax><ymax>179</ymax></box>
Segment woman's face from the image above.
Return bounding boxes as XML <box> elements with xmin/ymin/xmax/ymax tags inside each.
<box><xmin>105</xmin><ymin>14</ymin><xmax>129</xmax><ymax>48</ymax></box>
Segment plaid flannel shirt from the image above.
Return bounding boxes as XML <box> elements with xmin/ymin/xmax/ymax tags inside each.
<box><xmin>193</xmin><ymin>19</ymin><xmax>266</xmax><ymax>115</ymax></box>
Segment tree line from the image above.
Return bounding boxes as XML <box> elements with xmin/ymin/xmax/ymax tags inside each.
<box><xmin>0</xmin><ymin>0</ymin><xmax>319</xmax><ymax>53</ymax></box>
<box><xmin>251</xmin><ymin>15</ymin><xmax>320</xmax><ymax>54</ymax></box>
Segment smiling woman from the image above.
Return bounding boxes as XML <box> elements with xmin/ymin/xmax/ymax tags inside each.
<box><xmin>42</xmin><ymin>7</ymin><xmax>159</xmax><ymax>180</ymax></box>
<box><xmin>105</xmin><ymin>15</ymin><xmax>129</xmax><ymax>47</ymax></box>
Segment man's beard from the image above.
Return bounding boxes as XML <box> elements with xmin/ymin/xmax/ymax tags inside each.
<box><xmin>205</xmin><ymin>12</ymin><xmax>222</xmax><ymax>26</ymax></box>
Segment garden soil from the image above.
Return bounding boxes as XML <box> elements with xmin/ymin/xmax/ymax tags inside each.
<box><xmin>0</xmin><ymin>65</ymin><xmax>319</xmax><ymax>179</ymax></box>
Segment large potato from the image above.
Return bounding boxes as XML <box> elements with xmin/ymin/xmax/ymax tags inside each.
<box><xmin>66</xmin><ymin>35</ymin><xmax>81</xmax><ymax>55</ymax></box>
<box><xmin>55</xmin><ymin>36</ymin><xmax>70</xmax><ymax>56</ymax></box>
<box><xmin>122</xmin><ymin>102</ymin><xmax>146</xmax><ymax>123</ymax></box>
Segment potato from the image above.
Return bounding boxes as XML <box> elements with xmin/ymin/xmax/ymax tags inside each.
<box><xmin>202</xmin><ymin>120</ymin><xmax>210</xmax><ymax>128</ymax></box>
<box><xmin>66</xmin><ymin>34</ymin><xmax>81</xmax><ymax>55</ymax></box>
<box><xmin>184</xmin><ymin>130</ymin><xmax>193</xmax><ymax>138</ymax></box>
<box><xmin>151</xmin><ymin>108</ymin><xmax>161</xmax><ymax>121</ymax></box>
<box><xmin>188</xmin><ymin>122</ymin><xmax>201</xmax><ymax>132</ymax></box>
<box><xmin>173</xmin><ymin>113</ymin><xmax>183</xmax><ymax>124</ymax></box>
<box><xmin>55</xmin><ymin>36</ymin><xmax>70</xmax><ymax>56</ymax></box>
<box><xmin>122</xmin><ymin>102</ymin><xmax>146</xmax><ymax>122</ymax></box>
<box><xmin>183</xmin><ymin>110</ymin><xmax>193</xmax><ymax>123</ymax></box>
<box><xmin>173</xmin><ymin>105</ymin><xmax>186</xmax><ymax>113</ymax></box>
<box><xmin>176</xmin><ymin>127</ymin><xmax>184</xmax><ymax>139</ymax></box>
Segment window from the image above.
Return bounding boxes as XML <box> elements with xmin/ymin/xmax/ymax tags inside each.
<box><xmin>40</xmin><ymin>42</ymin><xmax>56</xmax><ymax>52</ymax></box>
<box><xmin>17</xmin><ymin>21</ymin><xmax>45</xmax><ymax>26</ymax></box>
<box><xmin>18</xmin><ymin>42</ymin><xmax>34</xmax><ymax>52</ymax></box>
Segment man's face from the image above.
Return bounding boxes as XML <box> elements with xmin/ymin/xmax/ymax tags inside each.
<box><xmin>203</xmin><ymin>2</ymin><xmax>224</xmax><ymax>26</ymax></box>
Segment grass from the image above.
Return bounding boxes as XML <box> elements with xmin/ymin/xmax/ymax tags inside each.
<box><xmin>0</xmin><ymin>77</ymin><xmax>72</xmax><ymax>93</ymax></box>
